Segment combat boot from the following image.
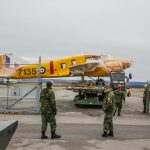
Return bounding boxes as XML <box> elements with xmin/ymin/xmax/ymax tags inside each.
<box><xmin>107</xmin><ymin>131</ymin><xmax>114</xmax><ymax>136</ymax></box>
<box><xmin>101</xmin><ymin>131</ymin><xmax>107</xmax><ymax>137</ymax></box>
<box><xmin>41</xmin><ymin>131</ymin><xmax>48</xmax><ymax>139</ymax></box>
<box><xmin>51</xmin><ymin>131</ymin><xmax>61</xmax><ymax>139</ymax></box>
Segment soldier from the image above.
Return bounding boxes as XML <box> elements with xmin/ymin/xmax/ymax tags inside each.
<box><xmin>113</xmin><ymin>84</ymin><xmax>126</xmax><ymax>116</ymax></box>
<box><xmin>40</xmin><ymin>81</ymin><xmax>61</xmax><ymax>139</ymax></box>
<box><xmin>143</xmin><ymin>84</ymin><xmax>149</xmax><ymax>113</ymax></box>
<box><xmin>102</xmin><ymin>86</ymin><xmax>115</xmax><ymax>137</ymax></box>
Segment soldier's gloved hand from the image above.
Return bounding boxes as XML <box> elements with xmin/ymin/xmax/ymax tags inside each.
<box><xmin>103</xmin><ymin>108</ymin><xmax>108</xmax><ymax>113</ymax></box>
<box><xmin>52</xmin><ymin>108</ymin><xmax>57</xmax><ymax>115</ymax></box>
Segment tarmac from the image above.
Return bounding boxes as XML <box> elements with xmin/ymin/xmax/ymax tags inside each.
<box><xmin>0</xmin><ymin>88</ymin><xmax>150</xmax><ymax>150</ymax></box>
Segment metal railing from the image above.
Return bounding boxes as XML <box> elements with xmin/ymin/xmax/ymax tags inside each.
<box><xmin>0</xmin><ymin>57</ymin><xmax>41</xmax><ymax>114</ymax></box>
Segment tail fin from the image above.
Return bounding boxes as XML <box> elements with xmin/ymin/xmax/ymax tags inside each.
<box><xmin>0</xmin><ymin>55</ymin><xmax>11</xmax><ymax>68</ymax></box>
<box><xmin>5</xmin><ymin>55</ymin><xmax>10</xmax><ymax>68</ymax></box>
<box><xmin>0</xmin><ymin>55</ymin><xmax>7</xmax><ymax>68</ymax></box>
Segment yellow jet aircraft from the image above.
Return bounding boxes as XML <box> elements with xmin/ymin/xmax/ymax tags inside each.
<box><xmin>0</xmin><ymin>54</ymin><xmax>131</xmax><ymax>79</ymax></box>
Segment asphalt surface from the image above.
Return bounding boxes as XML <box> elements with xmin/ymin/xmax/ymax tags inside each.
<box><xmin>0</xmin><ymin>88</ymin><xmax>150</xmax><ymax>150</ymax></box>
<box><xmin>11</xmin><ymin>124</ymin><xmax>150</xmax><ymax>140</ymax></box>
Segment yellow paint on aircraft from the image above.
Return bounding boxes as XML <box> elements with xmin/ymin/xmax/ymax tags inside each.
<box><xmin>0</xmin><ymin>54</ymin><xmax>131</xmax><ymax>79</ymax></box>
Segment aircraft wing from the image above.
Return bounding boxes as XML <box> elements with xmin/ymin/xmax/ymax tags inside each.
<box><xmin>69</xmin><ymin>62</ymin><xmax>103</xmax><ymax>75</ymax></box>
<box><xmin>69</xmin><ymin>56</ymin><xmax>131</xmax><ymax>76</ymax></box>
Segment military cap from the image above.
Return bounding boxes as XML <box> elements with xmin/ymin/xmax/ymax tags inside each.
<box><xmin>144</xmin><ymin>84</ymin><xmax>149</xmax><ymax>89</ymax></box>
<box><xmin>103</xmin><ymin>85</ymin><xmax>112</xmax><ymax>92</ymax></box>
<box><xmin>46</xmin><ymin>81</ymin><xmax>53</xmax><ymax>88</ymax></box>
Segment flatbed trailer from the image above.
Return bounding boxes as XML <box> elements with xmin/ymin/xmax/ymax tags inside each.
<box><xmin>73</xmin><ymin>87</ymin><xmax>105</xmax><ymax>106</ymax></box>
<box><xmin>71</xmin><ymin>72</ymin><xmax>131</xmax><ymax>106</ymax></box>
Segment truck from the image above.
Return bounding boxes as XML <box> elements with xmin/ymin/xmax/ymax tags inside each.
<box><xmin>72</xmin><ymin>72</ymin><xmax>131</xmax><ymax>106</ymax></box>
<box><xmin>110</xmin><ymin>72</ymin><xmax>131</xmax><ymax>96</ymax></box>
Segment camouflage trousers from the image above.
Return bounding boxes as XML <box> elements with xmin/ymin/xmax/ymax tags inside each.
<box><xmin>143</xmin><ymin>99</ymin><xmax>146</xmax><ymax>113</ymax></box>
<box><xmin>41</xmin><ymin>113</ymin><xmax>56</xmax><ymax>133</ymax></box>
<box><xmin>114</xmin><ymin>102</ymin><xmax>122</xmax><ymax>116</ymax></box>
<box><xmin>103</xmin><ymin>114</ymin><xmax>113</xmax><ymax>133</ymax></box>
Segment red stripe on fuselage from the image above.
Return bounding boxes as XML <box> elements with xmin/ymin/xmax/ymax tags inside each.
<box><xmin>50</xmin><ymin>61</ymin><xmax>54</xmax><ymax>74</ymax></box>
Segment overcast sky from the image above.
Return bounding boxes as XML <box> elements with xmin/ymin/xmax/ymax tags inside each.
<box><xmin>0</xmin><ymin>0</ymin><xmax>150</xmax><ymax>81</ymax></box>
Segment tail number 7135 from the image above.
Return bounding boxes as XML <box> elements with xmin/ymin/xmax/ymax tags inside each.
<box><xmin>18</xmin><ymin>68</ymin><xmax>37</xmax><ymax>76</ymax></box>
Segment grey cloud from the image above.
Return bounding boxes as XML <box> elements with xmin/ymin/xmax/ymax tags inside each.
<box><xmin>0</xmin><ymin>0</ymin><xmax>150</xmax><ymax>81</ymax></box>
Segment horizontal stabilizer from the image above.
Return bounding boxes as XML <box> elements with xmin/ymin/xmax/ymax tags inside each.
<box><xmin>0</xmin><ymin>120</ymin><xmax>18</xmax><ymax>150</ymax></box>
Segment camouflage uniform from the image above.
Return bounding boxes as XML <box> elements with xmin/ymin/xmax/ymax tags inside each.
<box><xmin>40</xmin><ymin>87</ymin><xmax>57</xmax><ymax>133</ymax></box>
<box><xmin>113</xmin><ymin>89</ymin><xmax>125</xmax><ymax>116</ymax></box>
<box><xmin>103</xmin><ymin>91</ymin><xmax>115</xmax><ymax>133</ymax></box>
<box><xmin>143</xmin><ymin>89</ymin><xmax>149</xmax><ymax>113</ymax></box>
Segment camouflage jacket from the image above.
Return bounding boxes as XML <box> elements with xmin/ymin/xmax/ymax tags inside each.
<box><xmin>103</xmin><ymin>91</ymin><xmax>115</xmax><ymax>114</ymax></box>
<box><xmin>143</xmin><ymin>89</ymin><xmax>149</xmax><ymax>101</ymax></box>
<box><xmin>40</xmin><ymin>88</ymin><xmax>57</xmax><ymax>114</ymax></box>
<box><xmin>114</xmin><ymin>89</ymin><xmax>126</xmax><ymax>103</ymax></box>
